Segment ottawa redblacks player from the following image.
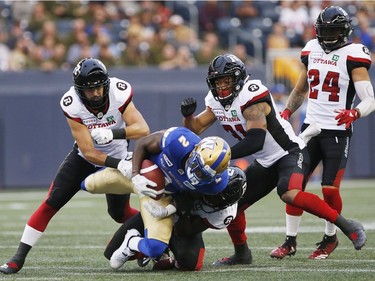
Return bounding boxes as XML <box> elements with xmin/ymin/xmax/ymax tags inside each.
<box><xmin>0</xmin><ymin>58</ymin><xmax>149</xmax><ymax>274</ymax></box>
<box><xmin>273</xmin><ymin>6</ymin><xmax>375</xmax><ymax>260</ymax></box>
<box><xmin>180</xmin><ymin>52</ymin><xmax>367</xmax><ymax>266</ymax></box>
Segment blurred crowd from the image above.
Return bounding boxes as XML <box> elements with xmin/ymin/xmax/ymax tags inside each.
<box><xmin>0</xmin><ymin>0</ymin><xmax>374</xmax><ymax>72</ymax></box>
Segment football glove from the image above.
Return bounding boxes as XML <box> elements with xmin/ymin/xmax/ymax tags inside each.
<box><xmin>299</xmin><ymin>123</ymin><xmax>321</xmax><ymax>144</ymax></box>
<box><xmin>132</xmin><ymin>174</ymin><xmax>159</xmax><ymax>198</ymax></box>
<box><xmin>91</xmin><ymin>128</ymin><xmax>113</xmax><ymax>145</ymax></box>
<box><xmin>280</xmin><ymin>109</ymin><xmax>292</xmax><ymax>120</ymax></box>
<box><xmin>117</xmin><ymin>159</ymin><xmax>132</xmax><ymax>178</ymax></box>
<box><xmin>334</xmin><ymin>109</ymin><xmax>359</xmax><ymax>129</ymax></box>
<box><xmin>181</xmin><ymin>97</ymin><xmax>197</xmax><ymax>117</ymax></box>
<box><xmin>143</xmin><ymin>201</ymin><xmax>176</xmax><ymax>218</ymax></box>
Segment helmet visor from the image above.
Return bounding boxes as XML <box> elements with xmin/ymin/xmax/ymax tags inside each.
<box><xmin>187</xmin><ymin>151</ymin><xmax>216</xmax><ymax>184</ymax></box>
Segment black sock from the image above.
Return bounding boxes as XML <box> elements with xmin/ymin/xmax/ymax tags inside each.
<box><xmin>11</xmin><ymin>242</ymin><xmax>31</xmax><ymax>265</ymax></box>
<box><xmin>286</xmin><ymin>235</ymin><xmax>297</xmax><ymax>244</ymax></box>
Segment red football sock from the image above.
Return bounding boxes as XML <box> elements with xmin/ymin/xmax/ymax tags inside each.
<box><xmin>286</xmin><ymin>204</ymin><xmax>304</xmax><ymax>216</ymax></box>
<box><xmin>292</xmin><ymin>191</ymin><xmax>339</xmax><ymax>223</ymax></box>
<box><xmin>123</xmin><ymin>196</ymin><xmax>139</xmax><ymax>222</ymax></box>
<box><xmin>27</xmin><ymin>201</ymin><xmax>58</xmax><ymax>232</ymax></box>
<box><xmin>227</xmin><ymin>211</ymin><xmax>247</xmax><ymax>245</ymax></box>
<box><xmin>322</xmin><ymin>187</ymin><xmax>342</xmax><ymax>214</ymax></box>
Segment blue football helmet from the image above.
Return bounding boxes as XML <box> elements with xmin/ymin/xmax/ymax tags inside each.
<box><xmin>186</xmin><ymin>136</ymin><xmax>231</xmax><ymax>189</ymax></box>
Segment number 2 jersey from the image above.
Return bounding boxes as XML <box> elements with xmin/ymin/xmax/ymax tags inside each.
<box><xmin>149</xmin><ymin>127</ymin><xmax>229</xmax><ymax>195</ymax></box>
<box><xmin>205</xmin><ymin>79</ymin><xmax>305</xmax><ymax>168</ymax></box>
<box><xmin>301</xmin><ymin>39</ymin><xmax>371</xmax><ymax>135</ymax></box>
<box><xmin>60</xmin><ymin>77</ymin><xmax>132</xmax><ymax>163</ymax></box>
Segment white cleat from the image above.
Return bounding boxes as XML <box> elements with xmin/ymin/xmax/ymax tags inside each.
<box><xmin>109</xmin><ymin>229</ymin><xmax>141</xmax><ymax>269</ymax></box>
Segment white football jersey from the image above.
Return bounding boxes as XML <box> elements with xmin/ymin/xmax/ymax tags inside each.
<box><xmin>205</xmin><ymin>79</ymin><xmax>305</xmax><ymax>167</ymax></box>
<box><xmin>301</xmin><ymin>39</ymin><xmax>372</xmax><ymax>130</ymax></box>
<box><xmin>60</xmin><ymin>77</ymin><xmax>132</xmax><ymax>163</ymax></box>
<box><xmin>190</xmin><ymin>201</ymin><xmax>237</xmax><ymax>229</ymax></box>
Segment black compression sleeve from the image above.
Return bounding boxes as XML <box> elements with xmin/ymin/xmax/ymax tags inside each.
<box><xmin>230</xmin><ymin>128</ymin><xmax>266</xmax><ymax>159</ymax></box>
<box><xmin>104</xmin><ymin>156</ymin><xmax>121</xmax><ymax>168</ymax></box>
<box><xmin>111</xmin><ymin>129</ymin><xmax>126</xmax><ymax>139</ymax></box>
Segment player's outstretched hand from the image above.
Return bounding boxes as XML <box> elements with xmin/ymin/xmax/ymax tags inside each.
<box><xmin>181</xmin><ymin>97</ymin><xmax>197</xmax><ymax>117</ymax></box>
<box><xmin>143</xmin><ymin>201</ymin><xmax>176</xmax><ymax>218</ymax></box>
<box><xmin>334</xmin><ymin>109</ymin><xmax>359</xmax><ymax>129</ymax></box>
<box><xmin>132</xmin><ymin>174</ymin><xmax>159</xmax><ymax>198</ymax></box>
<box><xmin>91</xmin><ymin>128</ymin><xmax>113</xmax><ymax>144</ymax></box>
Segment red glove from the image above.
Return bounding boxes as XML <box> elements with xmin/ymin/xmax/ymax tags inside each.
<box><xmin>334</xmin><ymin>109</ymin><xmax>359</xmax><ymax>129</ymax></box>
<box><xmin>280</xmin><ymin>109</ymin><xmax>292</xmax><ymax>120</ymax></box>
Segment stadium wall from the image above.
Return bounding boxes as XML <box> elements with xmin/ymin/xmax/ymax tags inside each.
<box><xmin>0</xmin><ymin>66</ymin><xmax>374</xmax><ymax>189</ymax></box>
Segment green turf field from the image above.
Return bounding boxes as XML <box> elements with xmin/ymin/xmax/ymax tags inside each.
<box><xmin>0</xmin><ymin>180</ymin><xmax>374</xmax><ymax>281</ymax></box>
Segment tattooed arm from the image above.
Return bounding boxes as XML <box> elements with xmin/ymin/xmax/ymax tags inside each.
<box><xmin>285</xmin><ymin>69</ymin><xmax>309</xmax><ymax>114</ymax></box>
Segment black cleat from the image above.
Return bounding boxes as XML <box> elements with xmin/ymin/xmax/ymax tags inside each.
<box><xmin>213</xmin><ymin>249</ymin><xmax>252</xmax><ymax>266</ymax></box>
<box><xmin>0</xmin><ymin>261</ymin><xmax>22</xmax><ymax>274</ymax></box>
<box><xmin>345</xmin><ymin>219</ymin><xmax>366</xmax><ymax>250</ymax></box>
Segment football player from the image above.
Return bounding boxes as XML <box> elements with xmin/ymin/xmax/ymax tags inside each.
<box><xmin>273</xmin><ymin>6</ymin><xmax>375</xmax><ymax>260</ymax></box>
<box><xmin>0</xmin><ymin>58</ymin><xmax>150</xmax><ymax>274</ymax></box>
<box><xmin>105</xmin><ymin>166</ymin><xmax>247</xmax><ymax>271</ymax></box>
<box><xmin>180</xmin><ymin>53</ymin><xmax>367</xmax><ymax>265</ymax></box>
<box><xmin>79</xmin><ymin>126</ymin><xmax>232</xmax><ymax>270</ymax></box>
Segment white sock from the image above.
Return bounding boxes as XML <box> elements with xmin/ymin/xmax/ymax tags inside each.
<box><xmin>128</xmin><ymin>236</ymin><xmax>142</xmax><ymax>252</ymax></box>
<box><xmin>325</xmin><ymin>221</ymin><xmax>337</xmax><ymax>236</ymax></box>
<box><xmin>20</xmin><ymin>224</ymin><xmax>43</xmax><ymax>247</ymax></box>
<box><xmin>286</xmin><ymin>214</ymin><xmax>302</xmax><ymax>237</ymax></box>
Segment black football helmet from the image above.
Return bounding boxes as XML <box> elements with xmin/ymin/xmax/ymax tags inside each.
<box><xmin>202</xmin><ymin>166</ymin><xmax>247</xmax><ymax>209</ymax></box>
<box><xmin>73</xmin><ymin>58</ymin><xmax>110</xmax><ymax>109</ymax></box>
<box><xmin>315</xmin><ymin>6</ymin><xmax>352</xmax><ymax>53</ymax></box>
<box><xmin>206</xmin><ymin>54</ymin><xmax>248</xmax><ymax>108</ymax></box>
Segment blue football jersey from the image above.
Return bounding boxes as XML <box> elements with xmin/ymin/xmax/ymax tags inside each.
<box><xmin>150</xmin><ymin>127</ymin><xmax>228</xmax><ymax>195</ymax></box>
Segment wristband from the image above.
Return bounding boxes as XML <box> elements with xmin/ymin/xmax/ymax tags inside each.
<box><xmin>104</xmin><ymin>156</ymin><xmax>121</xmax><ymax>168</ymax></box>
<box><xmin>111</xmin><ymin>129</ymin><xmax>126</xmax><ymax>139</ymax></box>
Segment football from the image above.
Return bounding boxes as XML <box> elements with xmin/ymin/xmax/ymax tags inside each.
<box><xmin>140</xmin><ymin>159</ymin><xmax>165</xmax><ymax>200</ymax></box>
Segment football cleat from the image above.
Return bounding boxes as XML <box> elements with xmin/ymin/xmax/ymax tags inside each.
<box><xmin>109</xmin><ymin>229</ymin><xmax>140</xmax><ymax>269</ymax></box>
<box><xmin>344</xmin><ymin>219</ymin><xmax>366</xmax><ymax>250</ymax></box>
<box><xmin>308</xmin><ymin>235</ymin><xmax>338</xmax><ymax>260</ymax></box>
<box><xmin>137</xmin><ymin>256</ymin><xmax>151</xmax><ymax>267</ymax></box>
<box><xmin>270</xmin><ymin>239</ymin><xmax>297</xmax><ymax>259</ymax></box>
<box><xmin>0</xmin><ymin>261</ymin><xmax>22</xmax><ymax>274</ymax></box>
<box><xmin>152</xmin><ymin>252</ymin><xmax>175</xmax><ymax>270</ymax></box>
<box><xmin>213</xmin><ymin>249</ymin><xmax>252</xmax><ymax>266</ymax></box>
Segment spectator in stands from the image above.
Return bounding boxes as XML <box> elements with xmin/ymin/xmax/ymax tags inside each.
<box><xmin>66</xmin><ymin>31</ymin><xmax>92</xmax><ymax>67</ymax></box>
<box><xmin>27</xmin><ymin>2</ymin><xmax>52</xmax><ymax>41</ymax></box>
<box><xmin>32</xmin><ymin>35</ymin><xmax>67</xmax><ymax>72</ymax></box>
<box><xmin>230</xmin><ymin>43</ymin><xmax>253</xmax><ymax>67</ymax></box>
<box><xmin>195</xmin><ymin>31</ymin><xmax>223</xmax><ymax>65</ymax></box>
<box><xmin>91</xmin><ymin>32</ymin><xmax>119</xmax><ymax>67</ymax></box>
<box><xmin>234</xmin><ymin>0</ymin><xmax>259</xmax><ymax>28</ymax></box>
<box><xmin>167</xmin><ymin>14</ymin><xmax>199</xmax><ymax>51</ymax></box>
<box><xmin>278</xmin><ymin>0</ymin><xmax>309</xmax><ymax>47</ymax></box>
<box><xmin>267</xmin><ymin>21</ymin><xmax>300</xmax><ymax>90</ymax></box>
<box><xmin>8</xmin><ymin>35</ymin><xmax>34</xmax><ymax>71</ymax></box>
<box><xmin>267</xmin><ymin>22</ymin><xmax>290</xmax><ymax>50</ymax></box>
<box><xmin>0</xmin><ymin>28</ymin><xmax>10</xmax><ymax>71</ymax></box>
<box><xmin>64</xmin><ymin>18</ymin><xmax>88</xmax><ymax>47</ymax></box>
<box><xmin>198</xmin><ymin>0</ymin><xmax>228</xmax><ymax>35</ymax></box>
<box><xmin>159</xmin><ymin>44</ymin><xmax>197</xmax><ymax>70</ymax></box>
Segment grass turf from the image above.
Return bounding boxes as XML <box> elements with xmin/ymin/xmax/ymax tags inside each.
<box><xmin>0</xmin><ymin>179</ymin><xmax>374</xmax><ymax>281</ymax></box>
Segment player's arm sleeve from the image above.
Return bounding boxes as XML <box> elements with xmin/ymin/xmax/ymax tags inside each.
<box><xmin>355</xmin><ymin>81</ymin><xmax>375</xmax><ymax>118</ymax></box>
<box><xmin>230</xmin><ymin>128</ymin><xmax>266</xmax><ymax>159</ymax></box>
